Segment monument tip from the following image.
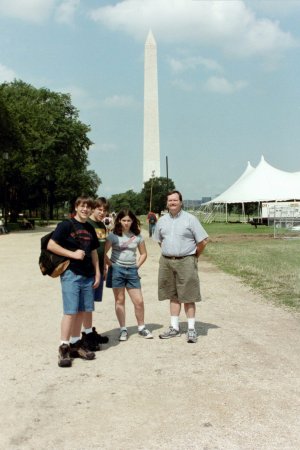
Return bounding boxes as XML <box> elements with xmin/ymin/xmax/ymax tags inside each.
<box><xmin>146</xmin><ymin>29</ymin><xmax>156</xmax><ymax>44</ymax></box>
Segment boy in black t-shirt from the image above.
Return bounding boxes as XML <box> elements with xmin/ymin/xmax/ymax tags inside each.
<box><xmin>48</xmin><ymin>196</ymin><xmax>100</xmax><ymax>368</ymax></box>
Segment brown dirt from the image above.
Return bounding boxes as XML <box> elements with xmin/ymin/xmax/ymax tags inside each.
<box><xmin>209</xmin><ymin>233</ymin><xmax>274</xmax><ymax>243</ymax></box>
<box><xmin>0</xmin><ymin>228</ymin><xmax>299</xmax><ymax>450</ymax></box>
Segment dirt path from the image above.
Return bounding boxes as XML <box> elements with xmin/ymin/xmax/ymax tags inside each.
<box><xmin>0</xmin><ymin>229</ymin><xmax>299</xmax><ymax>450</ymax></box>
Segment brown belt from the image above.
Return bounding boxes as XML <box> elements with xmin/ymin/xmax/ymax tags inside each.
<box><xmin>163</xmin><ymin>255</ymin><xmax>194</xmax><ymax>260</ymax></box>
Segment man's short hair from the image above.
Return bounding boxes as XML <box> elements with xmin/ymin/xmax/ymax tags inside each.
<box><xmin>167</xmin><ymin>190</ymin><xmax>182</xmax><ymax>201</ymax></box>
<box><xmin>75</xmin><ymin>195</ymin><xmax>94</xmax><ymax>208</ymax></box>
<box><xmin>93</xmin><ymin>197</ymin><xmax>109</xmax><ymax>210</ymax></box>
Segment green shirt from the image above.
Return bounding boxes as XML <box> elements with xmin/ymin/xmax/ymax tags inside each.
<box><xmin>87</xmin><ymin>218</ymin><xmax>107</xmax><ymax>274</ymax></box>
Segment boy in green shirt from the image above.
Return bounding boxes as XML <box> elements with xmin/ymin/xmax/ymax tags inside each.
<box><xmin>82</xmin><ymin>197</ymin><xmax>110</xmax><ymax>349</ymax></box>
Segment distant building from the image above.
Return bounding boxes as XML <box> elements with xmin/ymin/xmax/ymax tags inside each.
<box><xmin>184</xmin><ymin>200</ymin><xmax>202</xmax><ymax>209</ymax></box>
<box><xmin>201</xmin><ymin>197</ymin><xmax>211</xmax><ymax>204</ymax></box>
<box><xmin>184</xmin><ymin>198</ymin><xmax>212</xmax><ymax>209</ymax></box>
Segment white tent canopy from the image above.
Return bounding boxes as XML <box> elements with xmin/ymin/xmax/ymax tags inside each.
<box><xmin>206</xmin><ymin>156</ymin><xmax>300</xmax><ymax>204</ymax></box>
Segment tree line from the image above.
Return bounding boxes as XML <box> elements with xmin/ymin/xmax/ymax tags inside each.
<box><xmin>0</xmin><ymin>80</ymin><xmax>100</xmax><ymax>221</ymax></box>
<box><xmin>0</xmin><ymin>80</ymin><xmax>175</xmax><ymax>223</ymax></box>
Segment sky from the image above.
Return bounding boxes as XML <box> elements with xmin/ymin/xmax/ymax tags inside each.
<box><xmin>1</xmin><ymin>0</ymin><xmax>300</xmax><ymax>200</ymax></box>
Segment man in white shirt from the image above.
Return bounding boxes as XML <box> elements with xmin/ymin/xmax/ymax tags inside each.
<box><xmin>153</xmin><ymin>190</ymin><xmax>208</xmax><ymax>343</ymax></box>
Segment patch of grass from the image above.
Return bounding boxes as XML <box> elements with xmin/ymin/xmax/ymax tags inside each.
<box><xmin>139</xmin><ymin>216</ymin><xmax>300</xmax><ymax>310</ymax></box>
<box><xmin>204</xmin><ymin>222</ymin><xmax>272</xmax><ymax>235</ymax></box>
<box><xmin>205</xmin><ymin>232</ymin><xmax>300</xmax><ymax>310</ymax></box>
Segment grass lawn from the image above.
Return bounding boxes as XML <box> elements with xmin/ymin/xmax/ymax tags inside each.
<box><xmin>140</xmin><ymin>217</ymin><xmax>300</xmax><ymax>310</ymax></box>
<box><xmin>203</xmin><ymin>222</ymin><xmax>300</xmax><ymax>310</ymax></box>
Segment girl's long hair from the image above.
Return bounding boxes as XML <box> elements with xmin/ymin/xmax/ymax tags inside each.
<box><xmin>113</xmin><ymin>209</ymin><xmax>141</xmax><ymax>236</ymax></box>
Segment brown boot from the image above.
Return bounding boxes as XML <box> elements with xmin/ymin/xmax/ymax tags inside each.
<box><xmin>58</xmin><ymin>343</ymin><xmax>72</xmax><ymax>367</ymax></box>
<box><xmin>69</xmin><ymin>339</ymin><xmax>95</xmax><ymax>360</ymax></box>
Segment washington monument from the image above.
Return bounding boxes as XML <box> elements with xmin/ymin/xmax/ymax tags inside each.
<box><xmin>143</xmin><ymin>30</ymin><xmax>160</xmax><ymax>182</ymax></box>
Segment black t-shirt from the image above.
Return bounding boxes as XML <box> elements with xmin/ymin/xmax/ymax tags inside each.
<box><xmin>51</xmin><ymin>218</ymin><xmax>99</xmax><ymax>277</ymax></box>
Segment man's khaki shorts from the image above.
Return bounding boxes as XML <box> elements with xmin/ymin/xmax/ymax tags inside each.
<box><xmin>158</xmin><ymin>255</ymin><xmax>201</xmax><ymax>303</ymax></box>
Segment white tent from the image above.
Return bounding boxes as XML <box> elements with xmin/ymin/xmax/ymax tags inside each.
<box><xmin>206</xmin><ymin>156</ymin><xmax>300</xmax><ymax>204</ymax></box>
<box><xmin>207</xmin><ymin>161</ymin><xmax>255</xmax><ymax>204</ymax></box>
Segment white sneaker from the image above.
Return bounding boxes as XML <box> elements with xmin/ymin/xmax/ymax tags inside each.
<box><xmin>138</xmin><ymin>328</ymin><xmax>153</xmax><ymax>339</ymax></box>
<box><xmin>187</xmin><ymin>329</ymin><xmax>197</xmax><ymax>343</ymax></box>
<box><xmin>119</xmin><ymin>329</ymin><xmax>128</xmax><ymax>341</ymax></box>
<box><xmin>159</xmin><ymin>327</ymin><xmax>181</xmax><ymax>339</ymax></box>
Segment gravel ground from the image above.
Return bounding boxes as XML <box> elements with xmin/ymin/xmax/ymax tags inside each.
<box><xmin>0</xmin><ymin>228</ymin><xmax>299</xmax><ymax>450</ymax></box>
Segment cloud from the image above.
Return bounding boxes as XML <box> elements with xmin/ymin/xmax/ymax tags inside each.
<box><xmin>96</xmin><ymin>143</ymin><xmax>118</xmax><ymax>153</ymax></box>
<box><xmin>55</xmin><ymin>0</ymin><xmax>79</xmax><ymax>24</ymax></box>
<box><xmin>89</xmin><ymin>0</ymin><xmax>297</xmax><ymax>58</ymax></box>
<box><xmin>0</xmin><ymin>0</ymin><xmax>79</xmax><ymax>24</ymax></box>
<box><xmin>204</xmin><ymin>76</ymin><xmax>248</xmax><ymax>94</ymax></box>
<box><xmin>102</xmin><ymin>94</ymin><xmax>139</xmax><ymax>108</ymax></box>
<box><xmin>0</xmin><ymin>64</ymin><xmax>17</xmax><ymax>82</ymax></box>
<box><xmin>0</xmin><ymin>0</ymin><xmax>55</xmax><ymax>23</ymax></box>
<box><xmin>58</xmin><ymin>84</ymin><xmax>99</xmax><ymax>110</ymax></box>
<box><xmin>168</xmin><ymin>56</ymin><xmax>223</xmax><ymax>74</ymax></box>
<box><xmin>247</xmin><ymin>0</ymin><xmax>300</xmax><ymax>17</ymax></box>
<box><xmin>171</xmin><ymin>78</ymin><xmax>193</xmax><ymax>92</ymax></box>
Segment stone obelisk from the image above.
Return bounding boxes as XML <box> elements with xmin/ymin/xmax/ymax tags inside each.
<box><xmin>143</xmin><ymin>30</ymin><xmax>160</xmax><ymax>182</ymax></box>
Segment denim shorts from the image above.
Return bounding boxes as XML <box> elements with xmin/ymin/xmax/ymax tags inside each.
<box><xmin>60</xmin><ymin>269</ymin><xmax>95</xmax><ymax>314</ymax></box>
<box><xmin>94</xmin><ymin>275</ymin><xmax>104</xmax><ymax>302</ymax></box>
<box><xmin>106</xmin><ymin>264</ymin><xmax>141</xmax><ymax>289</ymax></box>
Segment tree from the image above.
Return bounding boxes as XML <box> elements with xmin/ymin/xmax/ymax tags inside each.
<box><xmin>0</xmin><ymin>94</ymin><xmax>24</xmax><ymax>220</ymax></box>
<box><xmin>141</xmin><ymin>177</ymin><xmax>175</xmax><ymax>214</ymax></box>
<box><xmin>109</xmin><ymin>190</ymin><xmax>144</xmax><ymax>215</ymax></box>
<box><xmin>0</xmin><ymin>80</ymin><xmax>101</xmax><ymax>219</ymax></box>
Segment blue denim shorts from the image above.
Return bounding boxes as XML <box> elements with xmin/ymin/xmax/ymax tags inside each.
<box><xmin>106</xmin><ymin>264</ymin><xmax>141</xmax><ymax>289</ymax></box>
<box><xmin>60</xmin><ymin>269</ymin><xmax>95</xmax><ymax>314</ymax></box>
<box><xmin>94</xmin><ymin>275</ymin><xmax>104</xmax><ymax>302</ymax></box>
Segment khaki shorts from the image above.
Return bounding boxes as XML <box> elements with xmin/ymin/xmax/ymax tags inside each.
<box><xmin>158</xmin><ymin>255</ymin><xmax>201</xmax><ymax>303</ymax></box>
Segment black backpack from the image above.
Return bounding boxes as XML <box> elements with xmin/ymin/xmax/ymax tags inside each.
<box><xmin>38</xmin><ymin>220</ymin><xmax>75</xmax><ymax>278</ymax></box>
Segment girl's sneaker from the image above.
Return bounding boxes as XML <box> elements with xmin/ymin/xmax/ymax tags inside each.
<box><xmin>119</xmin><ymin>329</ymin><xmax>128</xmax><ymax>341</ymax></box>
<box><xmin>138</xmin><ymin>327</ymin><xmax>153</xmax><ymax>339</ymax></box>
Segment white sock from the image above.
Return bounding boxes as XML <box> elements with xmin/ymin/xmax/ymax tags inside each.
<box><xmin>84</xmin><ymin>327</ymin><xmax>93</xmax><ymax>334</ymax></box>
<box><xmin>70</xmin><ymin>336</ymin><xmax>80</xmax><ymax>344</ymax></box>
<box><xmin>188</xmin><ymin>318</ymin><xmax>195</xmax><ymax>330</ymax></box>
<box><xmin>138</xmin><ymin>325</ymin><xmax>145</xmax><ymax>331</ymax></box>
<box><xmin>171</xmin><ymin>316</ymin><xmax>179</xmax><ymax>331</ymax></box>
<box><xmin>60</xmin><ymin>340</ymin><xmax>69</xmax><ymax>345</ymax></box>
<box><xmin>120</xmin><ymin>327</ymin><xmax>127</xmax><ymax>332</ymax></box>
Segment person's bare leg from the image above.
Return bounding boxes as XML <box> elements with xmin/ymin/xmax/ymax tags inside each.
<box><xmin>83</xmin><ymin>311</ymin><xmax>92</xmax><ymax>329</ymax></box>
<box><xmin>61</xmin><ymin>314</ymin><xmax>75</xmax><ymax>341</ymax></box>
<box><xmin>170</xmin><ymin>299</ymin><xmax>181</xmax><ymax>316</ymax></box>
<box><xmin>127</xmin><ymin>288</ymin><xmax>145</xmax><ymax>326</ymax></box>
<box><xmin>113</xmin><ymin>288</ymin><xmax>126</xmax><ymax>327</ymax></box>
<box><xmin>71</xmin><ymin>312</ymin><xmax>84</xmax><ymax>338</ymax></box>
<box><xmin>184</xmin><ymin>302</ymin><xmax>195</xmax><ymax>319</ymax></box>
